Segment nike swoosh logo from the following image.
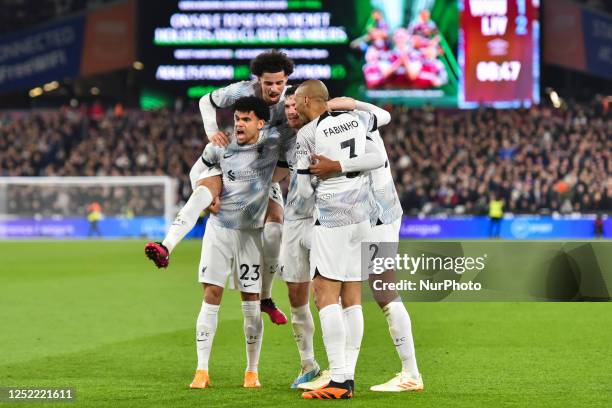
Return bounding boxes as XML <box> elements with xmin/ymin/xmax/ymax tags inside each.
<box><xmin>223</xmin><ymin>153</ymin><xmax>234</xmax><ymax>158</ymax></box>
<box><xmin>243</xmin><ymin>284</ymin><xmax>255</xmax><ymax>287</ymax></box>
<box><xmin>246</xmin><ymin>341</ymin><xmax>257</xmax><ymax>344</ymax></box>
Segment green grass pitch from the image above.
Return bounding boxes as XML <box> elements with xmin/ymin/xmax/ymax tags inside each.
<box><xmin>1</xmin><ymin>240</ymin><xmax>611</xmax><ymax>407</ymax></box>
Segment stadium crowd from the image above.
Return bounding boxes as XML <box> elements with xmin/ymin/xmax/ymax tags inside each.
<box><xmin>0</xmin><ymin>98</ymin><xmax>609</xmax><ymax>217</ymax></box>
<box><xmin>385</xmin><ymin>99</ymin><xmax>610</xmax><ymax>215</ymax></box>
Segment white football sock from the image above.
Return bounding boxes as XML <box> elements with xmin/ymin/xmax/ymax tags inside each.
<box><xmin>260</xmin><ymin>222</ymin><xmax>282</xmax><ymax>299</ymax></box>
<box><xmin>291</xmin><ymin>304</ymin><xmax>316</xmax><ymax>371</ymax></box>
<box><xmin>162</xmin><ymin>185</ymin><xmax>213</xmax><ymax>253</ymax></box>
<box><xmin>319</xmin><ymin>303</ymin><xmax>346</xmax><ymax>383</ymax></box>
<box><xmin>343</xmin><ymin>305</ymin><xmax>364</xmax><ymax>381</ymax></box>
<box><xmin>383</xmin><ymin>298</ymin><xmax>419</xmax><ymax>378</ymax></box>
<box><xmin>242</xmin><ymin>301</ymin><xmax>264</xmax><ymax>373</ymax></box>
<box><xmin>196</xmin><ymin>301</ymin><xmax>220</xmax><ymax>371</ymax></box>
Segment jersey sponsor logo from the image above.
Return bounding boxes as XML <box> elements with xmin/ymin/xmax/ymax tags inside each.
<box><xmin>294</xmin><ymin>142</ymin><xmax>309</xmax><ymax>157</ymax></box>
<box><xmin>322</xmin><ymin>120</ymin><xmax>360</xmax><ymax>137</ymax></box>
<box><xmin>225</xmin><ymin>168</ymin><xmax>267</xmax><ymax>181</ymax></box>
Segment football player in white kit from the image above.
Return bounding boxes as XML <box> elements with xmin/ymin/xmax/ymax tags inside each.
<box><xmin>280</xmin><ymin>90</ymin><xmax>397</xmax><ymax>390</ymax></box>
<box><xmin>300</xmin><ymin>97</ymin><xmax>424</xmax><ymax>393</ymax></box>
<box><xmin>147</xmin><ymin>50</ymin><xmax>294</xmax><ymax>325</ymax></box>
<box><xmin>200</xmin><ymin>50</ymin><xmax>293</xmax><ymax>325</ymax></box>
<box><xmin>146</xmin><ymin>97</ymin><xmax>286</xmax><ymax>389</ymax></box>
<box><xmin>293</xmin><ymin>80</ymin><xmax>386</xmax><ymax>399</ymax></box>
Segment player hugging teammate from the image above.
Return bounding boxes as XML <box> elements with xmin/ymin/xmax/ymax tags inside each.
<box><xmin>145</xmin><ymin>50</ymin><xmax>423</xmax><ymax>399</ymax></box>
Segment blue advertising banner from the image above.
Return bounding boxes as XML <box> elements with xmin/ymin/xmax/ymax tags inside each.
<box><xmin>0</xmin><ymin>216</ymin><xmax>606</xmax><ymax>240</ymax></box>
<box><xmin>400</xmin><ymin>216</ymin><xmax>603</xmax><ymax>239</ymax></box>
<box><xmin>0</xmin><ymin>216</ymin><xmax>165</xmax><ymax>238</ymax></box>
<box><xmin>582</xmin><ymin>8</ymin><xmax>612</xmax><ymax>80</ymax></box>
<box><xmin>0</xmin><ymin>16</ymin><xmax>85</xmax><ymax>93</ymax></box>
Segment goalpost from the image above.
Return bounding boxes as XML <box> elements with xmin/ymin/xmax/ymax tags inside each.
<box><xmin>0</xmin><ymin>176</ymin><xmax>178</xmax><ymax>239</ymax></box>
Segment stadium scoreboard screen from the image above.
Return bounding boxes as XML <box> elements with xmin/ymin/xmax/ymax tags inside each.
<box><xmin>139</xmin><ymin>0</ymin><xmax>540</xmax><ymax>108</ymax></box>
<box><xmin>459</xmin><ymin>0</ymin><xmax>540</xmax><ymax>107</ymax></box>
<box><xmin>138</xmin><ymin>0</ymin><xmax>353</xmax><ymax>100</ymax></box>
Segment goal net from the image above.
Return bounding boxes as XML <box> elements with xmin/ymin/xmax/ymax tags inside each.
<box><xmin>0</xmin><ymin>176</ymin><xmax>177</xmax><ymax>239</ymax></box>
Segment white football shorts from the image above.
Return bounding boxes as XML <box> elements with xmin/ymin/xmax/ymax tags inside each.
<box><xmin>198</xmin><ymin>223</ymin><xmax>263</xmax><ymax>293</ymax></box>
<box><xmin>310</xmin><ymin>220</ymin><xmax>371</xmax><ymax>282</ymax></box>
<box><xmin>367</xmin><ymin>217</ymin><xmax>402</xmax><ymax>275</ymax></box>
<box><xmin>279</xmin><ymin>217</ymin><xmax>313</xmax><ymax>283</ymax></box>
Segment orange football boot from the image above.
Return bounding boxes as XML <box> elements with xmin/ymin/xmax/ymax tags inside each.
<box><xmin>189</xmin><ymin>370</ymin><xmax>210</xmax><ymax>389</ymax></box>
<box><xmin>243</xmin><ymin>371</ymin><xmax>261</xmax><ymax>388</ymax></box>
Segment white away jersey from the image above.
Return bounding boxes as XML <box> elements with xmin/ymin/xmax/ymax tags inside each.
<box><xmin>201</xmin><ymin>125</ymin><xmax>282</xmax><ymax>229</ymax></box>
<box><xmin>283</xmin><ymin>130</ymin><xmax>315</xmax><ymax>221</ymax></box>
<box><xmin>368</xmin><ymin>130</ymin><xmax>403</xmax><ymax>225</ymax></box>
<box><xmin>208</xmin><ymin>80</ymin><xmax>287</xmax><ymax>128</ymax></box>
<box><xmin>296</xmin><ymin>110</ymin><xmax>376</xmax><ymax>228</ymax></box>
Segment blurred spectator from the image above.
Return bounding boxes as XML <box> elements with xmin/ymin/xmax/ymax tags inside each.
<box><xmin>87</xmin><ymin>201</ymin><xmax>103</xmax><ymax>237</ymax></box>
<box><xmin>488</xmin><ymin>193</ymin><xmax>504</xmax><ymax>238</ymax></box>
<box><xmin>594</xmin><ymin>214</ymin><xmax>604</xmax><ymax>238</ymax></box>
<box><xmin>0</xmin><ymin>99</ymin><xmax>610</xmax><ymax>217</ymax></box>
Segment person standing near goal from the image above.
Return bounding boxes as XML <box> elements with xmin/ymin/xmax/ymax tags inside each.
<box><xmin>293</xmin><ymin>80</ymin><xmax>385</xmax><ymax>399</ymax></box>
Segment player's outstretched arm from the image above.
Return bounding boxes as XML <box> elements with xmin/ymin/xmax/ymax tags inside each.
<box><xmin>199</xmin><ymin>94</ymin><xmax>225</xmax><ymax>142</ymax></box>
<box><xmin>327</xmin><ymin>97</ymin><xmax>391</xmax><ymax>127</ymax></box>
<box><xmin>309</xmin><ymin>137</ymin><xmax>385</xmax><ymax>179</ymax></box>
<box><xmin>273</xmin><ymin>133</ymin><xmax>292</xmax><ymax>183</ymax></box>
<box><xmin>199</xmin><ymin>81</ymin><xmax>248</xmax><ymax>143</ymax></box>
<box><xmin>296</xmin><ymin>171</ymin><xmax>314</xmax><ymax>199</ymax></box>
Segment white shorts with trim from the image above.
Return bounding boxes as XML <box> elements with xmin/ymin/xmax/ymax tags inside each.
<box><xmin>310</xmin><ymin>220</ymin><xmax>371</xmax><ymax>282</ymax></box>
<box><xmin>268</xmin><ymin>182</ymin><xmax>284</xmax><ymax>208</ymax></box>
<box><xmin>368</xmin><ymin>218</ymin><xmax>402</xmax><ymax>275</ymax></box>
<box><xmin>198</xmin><ymin>223</ymin><xmax>263</xmax><ymax>293</ymax></box>
<box><xmin>279</xmin><ymin>218</ymin><xmax>313</xmax><ymax>283</ymax></box>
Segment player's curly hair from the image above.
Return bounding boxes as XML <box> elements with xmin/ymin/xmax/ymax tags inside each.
<box><xmin>250</xmin><ymin>50</ymin><xmax>295</xmax><ymax>77</ymax></box>
<box><xmin>232</xmin><ymin>96</ymin><xmax>270</xmax><ymax>122</ymax></box>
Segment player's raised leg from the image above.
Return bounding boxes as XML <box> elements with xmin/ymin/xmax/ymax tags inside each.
<box><xmin>145</xmin><ymin>170</ymin><xmax>222</xmax><ymax>268</ymax></box>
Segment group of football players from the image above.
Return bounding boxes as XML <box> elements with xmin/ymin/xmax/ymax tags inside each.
<box><xmin>145</xmin><ymin>50</ymin><xmax>423</xmax><ymax>400</ymax></box>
